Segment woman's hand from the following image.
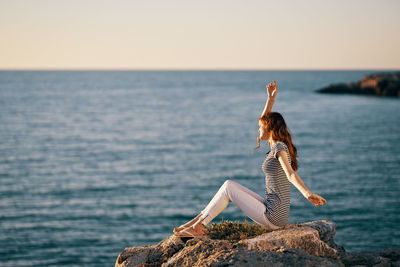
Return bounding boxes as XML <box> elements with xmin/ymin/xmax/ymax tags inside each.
<box><xmin>307</xmin><ymin>193</ymin><xmax>327</xmax><ymax>207</ymax></box>
<box><xmin>267</xmin><ymin>80</ymin><xmax>278</xmax><ymax>98</ymax></box>
<box><xmin>260</xmin><ymin>80</ymin><xmax>278</xmax><ymax>117</ymax></box>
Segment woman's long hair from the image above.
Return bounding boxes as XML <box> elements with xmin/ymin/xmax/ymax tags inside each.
<box><xmin>252</xmin><ymin>112</ymin><xmax>298</xmax><ymax>171</ymax></box>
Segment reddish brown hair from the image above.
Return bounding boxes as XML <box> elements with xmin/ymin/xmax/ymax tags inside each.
<box><xmin>252</xmin><ymin>112</ymin><xmax>298</xmax><ymax>171</ymax></box>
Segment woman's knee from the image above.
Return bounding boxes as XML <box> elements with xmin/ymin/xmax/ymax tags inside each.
<box><xmin>222</xmin><ymin>179</ymin><xmax>235</xmax><ymax>189</ymax></box>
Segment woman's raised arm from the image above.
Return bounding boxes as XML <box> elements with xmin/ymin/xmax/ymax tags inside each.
<box><xmin>261</xmin><ymin>80</ymin><xmax>278</xmax><ymax>117</ymax></box>
<box><xmin>277</xmin><ymin>150</ymin><xmax>327</xmax><ymax>207</ymax></box>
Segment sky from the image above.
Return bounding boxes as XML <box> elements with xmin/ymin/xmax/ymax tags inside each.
<box><xmin>0</xmin><ymin>0</ymin><xmax>399</xmax><ymax>70</ymax></box>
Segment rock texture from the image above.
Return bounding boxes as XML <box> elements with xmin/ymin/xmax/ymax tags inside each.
<box><xmin>316</xmin><ymin>71</ymin><xmax>400</xmax><ymax>97</ymax></box>
<box><xmin>115</xmin><ymin>220</ymin><xmax>400</xmax><ymax>267</ymax></box>
<box><xmin>241</xmin><ymin>221</ymin><xmax>340</xmax><ymax>259</ymax></box>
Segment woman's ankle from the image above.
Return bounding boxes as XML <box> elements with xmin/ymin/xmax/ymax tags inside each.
<box><xmin>193</xmin><ymin>219</ymin><xmax>206</xmax><ymax>229</ymax></box>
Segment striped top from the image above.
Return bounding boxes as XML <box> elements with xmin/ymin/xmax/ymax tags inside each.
<box><xmin>262</xmin><ymin>141</ymin><xmax>291</xmax><ymax>227</ymax></box>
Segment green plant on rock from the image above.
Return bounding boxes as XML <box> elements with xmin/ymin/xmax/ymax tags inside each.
<box><xmin>206</xmin><ymin>218</ymin><xmax>270</xmax><ymax>241</ymax></box>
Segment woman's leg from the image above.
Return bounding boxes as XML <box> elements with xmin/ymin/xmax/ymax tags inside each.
<box><xmin>198</xmin><ymin>179</ymin><xmax>278</xmax><ymax>229</ymax></box>
<box><xmin>174</xmin><ymin>180</ymin><xmax>264</xmax><ymax>232</ymax></box>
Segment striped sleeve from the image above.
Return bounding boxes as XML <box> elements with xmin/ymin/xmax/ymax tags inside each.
<box><xmin>273</xmin><ymin>142</ymin><xmax>291</xmax><ymax>163</ymax></box>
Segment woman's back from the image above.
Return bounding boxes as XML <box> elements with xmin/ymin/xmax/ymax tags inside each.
<box><xmin>262</xmin><ymin>141</ymin><xmax>292</xmax><ymax>227</ymax></box>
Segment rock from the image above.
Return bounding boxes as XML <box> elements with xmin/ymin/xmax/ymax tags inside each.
<box><xmin>302</xmin><ymin>220</ymin><xmax>346</xmax><ymax>256</ymax></box>
<box><xmin>115</xmin><ymin>235</ymin><xmax>185</xmax><ymax>267</ymax></box>
<box><xmin>163</xmin><ymin>237</ymin><xmax>342</xmax><ymax>267</ymax></box>
<box><xmin>340</xmin><ymin>247</ymin><xmax>400</xmax><ymax>267</ymax></box>
<box><xmin>240</xmin><ymin>221</ymin><xmax>339</xmax><ymax>259</ymax></box>
<box><xmin>315</xmin><ymin>71</ymin><xmax>400</xmax><ymax>97</ymax></box>
<box><xmin>115</xmin><ymin>220</ymin><xmax>400</xmax><ymax>267</ymax></box>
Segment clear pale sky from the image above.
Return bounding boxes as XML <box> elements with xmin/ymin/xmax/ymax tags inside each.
<box><xmin>1</xmin><ymin>0</ymin><xmax>399</xmax><ymax>70</ymax></box>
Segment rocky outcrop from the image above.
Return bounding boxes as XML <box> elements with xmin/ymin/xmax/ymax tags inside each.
<box><xmin>316</xmin><ymin>72</ymin><xmax>400</xmax><ymax>97</ymax></box>
<box><xmin>115</xmin><ymin>220</ymin><xmax>400</xmax><ymax>267</ymax></box>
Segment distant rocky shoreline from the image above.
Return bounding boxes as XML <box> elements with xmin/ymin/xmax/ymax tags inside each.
<box><xmin>115</xmin><ymin>220</ymin><xmax>400</xmax><ymax>266</ymax></box>
<box><xmin>316</xmin><ymin>71</ymin><xmax>400</xmax><ymax>97</ymax></box>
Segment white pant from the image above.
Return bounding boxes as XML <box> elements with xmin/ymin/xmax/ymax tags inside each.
<box><xmin>199</xmin><ymin>180</ymin><xmax>281</xmax><ymax>230</ymax></box>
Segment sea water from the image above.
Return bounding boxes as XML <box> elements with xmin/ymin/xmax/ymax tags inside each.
<box><xmin>0</xmin><ymin>70</ymin><xmax>399</xmax><ymax>266</ymax></box>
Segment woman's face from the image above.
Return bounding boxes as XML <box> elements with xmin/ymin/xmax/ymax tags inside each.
<box><xmin>258</xmin><ymin>123</ymin><xmax>269</xmax><ymax>140</ymax></box>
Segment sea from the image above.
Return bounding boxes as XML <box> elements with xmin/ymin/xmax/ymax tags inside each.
<box><xmin>0</xmin><ymin>70</ymin><xmax>399</xmax><ymax>266</ymax></box>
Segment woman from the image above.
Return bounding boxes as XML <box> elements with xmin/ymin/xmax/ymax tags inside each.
<box><xmin>174</xmin><ymin>80</ymin><xmax>327</xmax><ymax>237</ymax></box>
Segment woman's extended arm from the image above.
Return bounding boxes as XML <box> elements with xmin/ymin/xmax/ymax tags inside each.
<box><xmin>261</xmin><ymin>80</ymin><xmax>278</xmax><ymax>117</ymax></box>
<box><xmin>277</xmin><ymin>150</ymin><xmax>327</xmax><ymax>207</ymax></box>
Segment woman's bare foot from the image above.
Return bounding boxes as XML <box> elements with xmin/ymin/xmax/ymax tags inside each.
<box><xmin>173</xmin><ymin>214</ymin><xmax>202</xmax><ymax>233</ymax></box>
<box><xmin>174</xmin><ymin>220</ymin><xmax>208</xmax><ymax>237</ymax></box>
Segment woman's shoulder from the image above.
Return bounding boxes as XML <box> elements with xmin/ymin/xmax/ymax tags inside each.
<box><xmin>273</xmin><ymin>141</ymin><xmax>291</xmax><ymax>161</ymax></box>
<box><xmin>273</xmin><ymin>141</ymin><xmax>288</xmax><ymax>150</ymax></box>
